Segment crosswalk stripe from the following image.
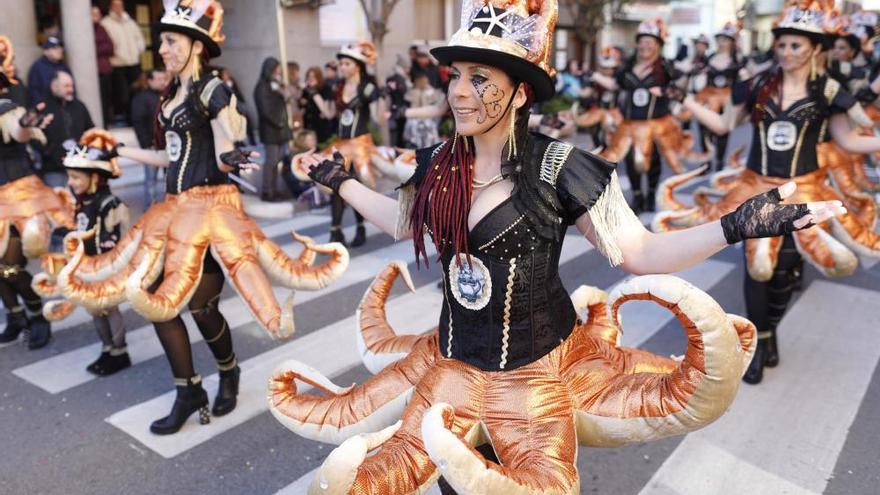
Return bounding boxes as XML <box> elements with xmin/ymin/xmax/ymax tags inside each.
<box><xmin>638</xmin><ymin>280</ymin><xmax>880</xmax><ymax>495</ymax></box>
<box><xmin>12</xmin><ymin>222</ymin><xmax>386</xmax><ymax>394</ymax></box>
<box><xmin>272</xmin><ymin>260</ymin><xmax>734</xmax><ymax>493</ymax></box>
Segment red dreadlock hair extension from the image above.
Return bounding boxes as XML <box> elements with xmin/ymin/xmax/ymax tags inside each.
<box><xmin>410</xmin><ymin>133</ymin><xmax>475</xmax><ymax>268</ymax></box>
<box><xmin>752</xmin><ymin>65</ymin><xmax>783</xmax><ymax>124</ymax></box>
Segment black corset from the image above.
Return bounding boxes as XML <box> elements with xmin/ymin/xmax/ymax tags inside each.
<box><xmin>159</xmin><ymin>77</ymin><xmax>232</xmax><ymax>194</ymax></box>
<box><xmin>437</xmin><ymin>200</ymin><xmax>576</xmax><ymax>371</ymax></box>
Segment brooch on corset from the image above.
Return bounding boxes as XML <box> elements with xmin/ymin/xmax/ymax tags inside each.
<box><xmin>448</xmin><ymin>254</ymin><xmax>492</xmax><ymax>311</ymax></box>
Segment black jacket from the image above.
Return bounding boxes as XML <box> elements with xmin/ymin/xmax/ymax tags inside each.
<box><xmin>131</xmin><ymin>88</ymin><xmax>161</xmax><ymax>148</ymax></box>
<box><xmin>40</xmin><ymin>96</ymin><xmax>94</xmax><ymax>174</ymax></box>
<box><xmin>254</xmin><ymin>57</ymin><xmax>291</xmax><ymax>145</ymax></box>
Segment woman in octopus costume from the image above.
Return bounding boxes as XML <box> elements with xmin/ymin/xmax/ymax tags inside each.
<box><xmin>0</xmin><ymin>56</ymin><xmax>71</xmax><ymax>350</ymax></box>
<box><xmin>660</xmin><ymin>0</ymin><xmax>880</xmax><ymax>384</ymax></box>
<box><xmin>590</xmin><ymin>18</ymin><xmax>706</xmax><ymax>214</ymax></box>
<box><xmin>55</xmin><ymin>0</ymin><xmax>348</xmax><ymax>435</ymax></box>
<box><xmin>575</xmin><ymin>47</ymin><xmax>622</xmax><ymax>149</ymax></box>
<box><xmin>306</xmin><ymin>40</ymin><xmax>381</xmax><ymax>248</ymax></box>
<box><xmin>268</xmin><ymin>1</ymin><xmax>845</xmax><ymax>493</ymax></box>
<box><xmin>692</xmin><ymin>22</ymin><xmax>745</xmax><ymax>171</ymax></box>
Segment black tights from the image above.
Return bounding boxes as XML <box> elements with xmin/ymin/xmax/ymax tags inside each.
<box><xmin>700</xmin><ymin>124</ymin><xmax>729</xmax><ymax>172</ymax></box>
<box><xmin>151</xmin><ymin>255</ymin><xmax>235</xmax><ymax>380</ymax></box>
<box><xmin>330</xmin><ymin>193</ymin><xmax>364</xmax><ymax>229</ymax></box>
<box><xmin>0</xmin><ymin>233</ymin><xmax>42</xmax><ymax>315</ymax></box>
<box><xmin>625</xmin><ymin>145</ymin><xmax>662</xmax><ymax>198</ymax></box>
<box><xmin>744</xmin><ymin>235</ymin><xmax>801</xmax><ymax>334</ymax></box>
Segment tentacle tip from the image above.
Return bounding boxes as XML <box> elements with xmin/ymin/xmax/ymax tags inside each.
<box><xmin>391</xmin><ymin>260</ymin><xmax>416</xmax><ymax>292</ymax></box>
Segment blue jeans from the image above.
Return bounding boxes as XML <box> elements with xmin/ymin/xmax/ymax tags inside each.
<box><xmin>143</xmin><ymin>166</ymin><xmax>164</xmax><ymax>206</ymax></box>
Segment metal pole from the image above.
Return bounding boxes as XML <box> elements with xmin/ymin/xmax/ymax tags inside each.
<box><xmin>276</xmin><ymin>0</ymin><xmax>289</xmax><ymax>86</ymax></box>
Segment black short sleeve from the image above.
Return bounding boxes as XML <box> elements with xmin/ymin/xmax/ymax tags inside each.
<box><xmin>198</xmin><ymin>77</ymin><xmax>235</xmax><ymax>120</ymax></box>
<box><xmin>399</xmin><ymin>141</ymin><xmax>445</xmax><ymax>189</ymax></box>
<box><xmin>556</xmin><ymin>147</ymin><xmax>617</xmax><ymax>225</ymax></box>
<box><xmin>829</xmin><ymin>84</ymin><xmax>857</xmax><ymax>114</ymax></box>
<box><xmin>731</xmin><ymin>78</ymin><xmax>752</xmax><ymax>107</ymax></box>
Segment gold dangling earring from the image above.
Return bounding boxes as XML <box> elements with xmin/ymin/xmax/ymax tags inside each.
<box><xmin>507</xmin><ymin>108</ymin><xmax>517</xmax><ymax>160</ymax></box>
<box><xmin>192</xmin><ymin>55</ymin><xmax>202</xmax><ymax>82</ymax></box>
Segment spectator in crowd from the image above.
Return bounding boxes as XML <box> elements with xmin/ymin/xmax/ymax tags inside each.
<box><xmin>557</xmin><ymin>59</ymin><xmax>583</xmax><ymax>99</ymax></box>
<box><xmin>322</xmin><ymin>61</ymin><xmax>340</xmax><ymax>134</ymax></box>
<box><xmin>410</xmin><ymin>48</ymin><xmax>442</xmax><ymax>88</ymax></box>
<box><xmin>403</xmin><ymin>71</ymin><xmax>443</xmax><ymax>148</ymax></box>
<box><xmin>254</xmin><ymin>57</ymin><xmax>292</xmax><ymax>202</ymax></box>
<box><xmin>27</xmin><ymin>36</ymin><xmax>70</xmax><ymax>105</ymax></box>
<box><xmin>39</xmin><ymin>71</ymin><xmax>94</xmax><ymax>187</ymax></box>
<box><xmin>216</xmin><ymin>67</ymin><xmax>254</xmax><ymax>145</ymax></box>
<box><xmin>286</xmin><ymin>61</ymin><xmax>303</xmax><ymax>130</ymax></box>
<box><xmin>385</xmin><ymin>55</ymin><xmax>409</xmax><ymax>147</ymax></box>
<box><xmin>131</xmin><ymin>68</ymin><xmax>168</xmax><ymax>206</ymax></box>
<box><xmin>299</xmin><ymin>66</ymin><xmax>334</xmax><ymax>144</ymax></box>
<box><xmin>92</xmin><ymin>6</ymin><xmax>115</xmax><ymax>125</ymax></box>
<box><xmin>101</xmin><ymin>0</ymin><xmax>145</xmax><ymax>125</ymax></box>
<box><xmin>37</xmin><ymin>15</ymin><xmax>61</xmax><ymax>46</ymax></box>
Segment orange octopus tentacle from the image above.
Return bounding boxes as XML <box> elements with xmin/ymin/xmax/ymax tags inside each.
<box><xmin>256</xmin><ymin>232</ymin><xmax>349</xmax><ymax>291</ymax></box>
<box><xmin>21</xmin><ymin>215</ymin><xmax>51</xmax><ymax>258</ymax></box>
<box><xmin>210</xmin><ymin>240</ymin><xmax>291</xmax><ymax>338</ymax></box>
<box><xmin>570</xmin><ymin>285</ymin><xmax>617</xmax><ymax>345</ymax></box>
<box><xmin>792</xmin><ymin>227</ymin><xmax>859</xmax><ymax>278</ymax></box>
<box><xmin>268</xmin><ymin>335</ymin><xmax>438</xmax><ymax>445</ymax></box>
<box><xmin>357</xmin><ymin>261</ymin><xmax>427</xmax><ymax>373</ymax></box>
<box><xmin>656</xmin><ymin>166</ymin><xmax>708</xmax><ymax>212</ymax></box>
<box><xmin>43</xmin><ymin>300</ymin><xmax>77</xmax><ymax>321</ymax></box>
<box><xmin>422</xmin><ymin>399</ymin><xmax>579</xmax><ymax>495</ymax></box>
<box><xmin>565</xmin><ymin>274</ymin><xmax>755</xmax><ymax>448</ymax></box>
<box><xmin>599</xmin><ymin>123</ymin><xmax>633</xmax><ymax>163</ymax></box>
<box><xmin>66</xmin><ymin>223</ymin><xmax>145</xmax><ymax>282</ymax></box>
<box><xmin>126</xmin><ymin>238</ymin><xmax>205</xmax><ymax>322</ymax></box>
<box><xmin>309</xmin><ymin>354</ymin><xmax>485</xmax><ymax>495</ymax></box>
<box><xmin>745</xmin><ymin>237</ymin><xmax>784</xmax><ymax>282</ymax></box>
<box><xmin>653</xmin><ymin>123</ymin><xmax>687</xmax><ymax>175</ymax></box>
<box><xmin>57</xmin><ymin>233</ymin><xmax>157</xmax><ymax>313</ymax></box>
<box><xmin>830</xmin><ymin>211</ymin><xmax>880</xmax><ymax>259</ymax></box>
<box><xmin>575</xmin><ymin>107</ymin><xmax>605</xmax><ymax>128</ymax></box>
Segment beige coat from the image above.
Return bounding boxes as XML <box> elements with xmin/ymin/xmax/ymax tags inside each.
<box><xmin>100</xmin><ymin>12</ymin><xmax>145</xmax><ymax>67</ymax></box>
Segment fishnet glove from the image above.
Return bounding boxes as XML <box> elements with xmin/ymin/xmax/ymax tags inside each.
<box><xmin>307</xmin><ymin>152</ymin><xmax>354</xmax><ymax>194</ymax></box>
<box><xmin>720</xmin><ymin>187</ymin><xmax>811</xmax><ymax>244</ymax></box>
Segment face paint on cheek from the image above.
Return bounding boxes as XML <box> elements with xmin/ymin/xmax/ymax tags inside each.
<box><xmin>475</xmin><ymin>82</ymin><xmax>505</xmax><ymax>124</ymax></box>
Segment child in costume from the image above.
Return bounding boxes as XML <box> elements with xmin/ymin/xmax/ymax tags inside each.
<box><xmin>60</xmin><ymin>129</ymin><xmax>131</xmax><ymax>375</ymax></box>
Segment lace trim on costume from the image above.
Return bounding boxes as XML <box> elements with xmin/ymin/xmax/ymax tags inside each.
<box><xmin>588</xmin><ymin>172</ymin><xmax>635</xmax><ymax>267</ymax></box>
<box><xmin>499</xmin><ymin>257</ymin><xmax>517</xmax><ymax>370</ymax></box>
<box><xmin>540</xmin><ymin>141</ymin><xmax>573</xmax><ymax>186</ymax></box>
<box><xmin>823</xmin><ymin>77</ymin><xmax>840</xmax><ymax>106</ymax></box>
<box><xmin>176</xmin><ymin>130</ymin><xmax>193</xmax><ymax>193</ymax></box>
<box><xmin>395</xmin><ymin>184</ymin><xmax>416</xmax><ymax>241</ymax></box>
<box><xmin>443</xmin><ymin>275</ymin><xmax>455</xmax><ymax>358</ymax></box>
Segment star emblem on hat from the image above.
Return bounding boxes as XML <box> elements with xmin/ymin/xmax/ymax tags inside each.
<box><xmin>472</xmin><ymin>4</ymin><xmax>514</xmax><ymax>35</ymax></box>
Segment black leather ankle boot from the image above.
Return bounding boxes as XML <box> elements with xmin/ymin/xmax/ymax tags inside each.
<box><xmin>27</xmin><ymin>313</ymin><xmax>52</xmax><ymax>350</ymax></box>
<box><xmin>329</xmin><ymin>226</ymin><xmax>346</xmax><ymax>246</ymax></box>
<box><xmin>765</xmin><ymin>330</ymin><xmax>779</xmax><ymax>368</ymax></box>
<box><xmin>0</xmin><ymin>310</ymin><xmax>28</xmax><ymax>343</ymax></box>
<box><xmin>150</xmin><ymin>376</ymin><xmax>210</xmax><ymax>435</ymax></box>
<box><xmin>743</xmin><ymin>337</ymin><xmax>769</xmax><ymax>385</ymax></box>
<box><xmin>350</xmin><ymin>224</ymin><xmax>367</xmax><ymax>248</ymax></box>
<box><xmin>212</xmin><ymin>365</ymin><xmax>240</xmax><ymax>417</ymax></box>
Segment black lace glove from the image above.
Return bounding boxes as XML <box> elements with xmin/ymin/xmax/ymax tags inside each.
<box><xmin>219</xmin><ymin>149</ymin><xmax>256</xmax><ymax>170</ymax></box>
<box><xmin>856</xmin><ymin>87</ymin><xmax>879</xmax><ymax>104</ymax></box>
<box><xmin>307</xmin><ymin>152</ymin><xmax>354</xmax><ymax>194</ymax></box>
<box><xmin>18</xmin><ymin>105</ymin><xmax>50</xmax><ymax>128</ymax></box>
<box><xmin>98</xmin><ymin>144</ymin><xmax>122</xmax><ymax>161</ymax></box>
<box><xmin>720</xmin><ymin>187</ymin><xmax>811</xmax><ymax>244</ymax></box>
<box><xmin>664</xmin><ymin>84</ymin><xmax>687</xmax><ymax>103</ymax></box>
